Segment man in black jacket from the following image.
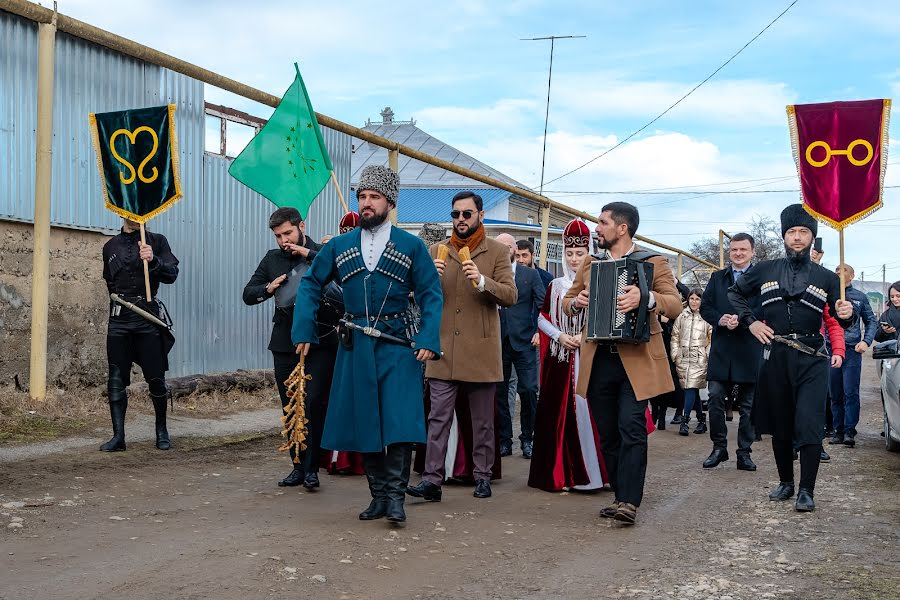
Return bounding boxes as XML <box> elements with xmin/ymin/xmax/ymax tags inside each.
<box><xmin>243</xmin><ymin>207</ymin><xmax>339</xmax><ymax>489</ymax></box>
<box><xmin>101</xmin><ymin>219</ymin><xmax>179</xmax><ymax>452</ymax></box>
<box><xmin>728</xmin><ymin>205</ymin><xmax>853</xmax><ymax>512</ymax></box>
<box><xmin>700</xmin><ymin>232</ymin><xmax>761</xmax><ymax>471</ymax></box>
<box><xmin>495</xmin><ymin>234</ymin><xmax>546</xmax><ymax>458</ymax></box>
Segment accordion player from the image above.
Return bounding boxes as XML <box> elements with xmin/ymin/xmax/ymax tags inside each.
<box><xmin>585</xmin><ymin>252</ymin><xmax>659</xmax><ymax>344</ymax></box>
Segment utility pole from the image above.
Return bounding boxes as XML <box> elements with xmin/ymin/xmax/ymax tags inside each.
<box><xmin>522</xmin><ymin>34</ymin><xmax>585</xmax><ymax>268</ymax></box>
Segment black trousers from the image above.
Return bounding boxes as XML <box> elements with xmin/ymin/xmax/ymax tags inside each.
<box><xmin>708</xmin><ymin>380</ymin><xmax>755</xmax><ymax>454</ymax></box>
<box><xmin>495</xmin><ymin>338</ymin><xmax>539</xmax><ymax>445</ymax></box>
<box><xmin>586</xmin><ymin>347</ymin><xmax>649</xmax><ymax>506</ymax></box>
<box><xmin>755</xmin><ymin>344</ymin><xmax>827</xmax><ymax>491</ymax></box>
<box><xmin>107</xmin><ymin>333</ymin><xmax>167</xmax><ymax>400</ymax></box>
<box><xmin>272</xmin><ymin>346</ymin><xmax>335</xmax><ymax>472</ymax></box>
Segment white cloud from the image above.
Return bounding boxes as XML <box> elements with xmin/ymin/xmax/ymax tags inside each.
<box><xmin>415</xmin><ymin>99</ymin><xmax>540</xmax><ymax>131</ymax></box>
<box><xmin>551</xmin><ymin>76</ymin><xmax>797</xmax><ymax>128</ymax></box>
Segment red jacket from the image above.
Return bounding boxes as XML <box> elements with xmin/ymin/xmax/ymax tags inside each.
<box><xmin>822</xmin><ymin>304</ymin><xmax>845</xmax><ymax>358</ymax></box>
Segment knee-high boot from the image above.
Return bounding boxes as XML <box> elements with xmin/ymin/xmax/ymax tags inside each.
<box><xmin>151</xmin><ymin>391</ymin><xmax>171</xmax><ymax>450</ymax></box>
<box><xmin>100</xmin><ymin>372</ymin><xmax>128</xmax><ymax>452</ymax></box>
<box><xmin>359</xmin><ymin>452</ymin><xmax>389</xmax><ymax>520</ymax></box>
<box><xmin>100</xmin><ymin>395</ymin><xmax>128</xmax><ymax>452</ymax></box>
<box><xmin>384</xmin><ymin>443</ymin><xmax>413</xmax><ymax>523</ymax></box>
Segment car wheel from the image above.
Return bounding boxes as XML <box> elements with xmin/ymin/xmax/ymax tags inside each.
<box><xmin>885</xmin><ymin>406</ymin><xmax>900</xmax><ymax>453</ymax></box>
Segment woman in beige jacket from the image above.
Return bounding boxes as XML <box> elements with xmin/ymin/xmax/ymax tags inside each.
<box><xmin>671</xmin><ymin>289</ymin><xmax>712</xmax><ymax>437</ymax></box>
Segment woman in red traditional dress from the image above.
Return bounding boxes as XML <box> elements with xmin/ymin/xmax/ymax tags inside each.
<box><xmin>528</xmin><ymin>219</ymin><xmax>608</xmax><ymax>492</ymax></box>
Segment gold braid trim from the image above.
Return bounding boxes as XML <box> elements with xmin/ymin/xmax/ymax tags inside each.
<box><xmin>278</xmin><ymin>355</ymin><xmax>310</xmax><ymax>462</ymax></box>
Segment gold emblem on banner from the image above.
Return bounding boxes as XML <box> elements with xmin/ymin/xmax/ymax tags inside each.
<box><xmin>109</xmin><ymin>126</ymin><xmax>160</xmax><ymax>184</ymax></box>
<box><xmin>805</xmin><ymin>139</ymin><xmax>873</xmax><ymax>168</ymax></box>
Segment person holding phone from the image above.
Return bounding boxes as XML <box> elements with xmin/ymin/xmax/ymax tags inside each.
<box><xmin>875</xmin><ymin>282</ymin><xmax>900</xmax><ymax>342</ymax></box>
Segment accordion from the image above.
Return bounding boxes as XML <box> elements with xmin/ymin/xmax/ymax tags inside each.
<box><xmin>585</xmin><ymin>253</ymin><xmax>657</xmax><ymax>344</ymax></box>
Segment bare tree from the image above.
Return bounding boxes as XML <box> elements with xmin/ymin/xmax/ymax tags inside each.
<box><xmin>690</xmin><ymin>214</ymin><xmax>785</xmax><ymax>268</ymax></box>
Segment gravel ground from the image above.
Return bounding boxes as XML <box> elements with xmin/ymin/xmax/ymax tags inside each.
<box><xmin>1</xmin><ymin>357</ymin><xmax>898</xmax><ymax>599</ymax></box>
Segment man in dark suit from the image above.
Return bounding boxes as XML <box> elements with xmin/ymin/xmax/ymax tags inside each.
<box><xmin>494</xmin><ymin>234</ymin><xmax>546</xmax><ymax>458</ymax></box>
<box><xmin>699</xmin><ymin>232</ymin><xmax>761</xmax><ymax>472</ymax></box>
<box><xmin>515</xmin><ymin>239</ymin><xmax>554</xmax><ymax>289</ymax></box>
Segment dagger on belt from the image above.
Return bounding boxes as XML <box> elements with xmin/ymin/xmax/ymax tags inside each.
<box><xmin>339</xmin><ymin>319</ymin><xmax>442</xmax><ymax>359</ymax></box>
<box><xmin>110</xmin><ymin>293</ymin><xmax>172</xmax><ymax>330</ymax></box>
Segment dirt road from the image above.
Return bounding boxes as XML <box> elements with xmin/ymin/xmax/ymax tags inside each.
<box><xmin>2</xmin><ymin>358</ymin><xmax>899</xmax><ymax>600</ymax></box>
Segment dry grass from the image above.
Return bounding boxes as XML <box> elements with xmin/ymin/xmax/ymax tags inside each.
<box><xmin>0</xmin><ymin>384</ymin><xmax>280</xmax><ymax>445</ymax></box>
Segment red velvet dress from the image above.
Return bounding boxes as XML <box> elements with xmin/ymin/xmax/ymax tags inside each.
<box><xmin>528</xmin><ymin>279</ymin><xmax>608</xmax><ymax>491</ymax></box>
<box><xmin>321</xmin><ymin>450</ymin><xmax>365</xmax><ymax>475</ymax></box>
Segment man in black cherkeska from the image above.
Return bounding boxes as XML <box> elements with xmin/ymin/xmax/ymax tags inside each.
<box><xmin>101</xmin><ymin>218</ymin><xmax>179</xmax><ymax>452</ymax></box>
<box><xmin>728</xmin><ymin>204</ymin><xmax>853</xmax><ymax>512</ymax></box>
<box><xmin>243</xmin><ymin>207</ymin><xmax>340</xmax><ymax>490</ymax></box>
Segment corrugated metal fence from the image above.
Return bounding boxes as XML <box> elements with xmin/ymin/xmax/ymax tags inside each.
<box><xmin>0</xmin><ymin>10</ymin><xmax>350</xmax><ymax>376</ymax></box>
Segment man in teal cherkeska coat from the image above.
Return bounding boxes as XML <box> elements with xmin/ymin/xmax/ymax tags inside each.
<box><xmin>293</xmin><ymin>165</ymin><xmax>443</xmax><ymax>525</ymax></box>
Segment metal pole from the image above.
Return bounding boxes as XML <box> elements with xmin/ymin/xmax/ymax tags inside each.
<box><xmin>388</xmin><ymin>149</ymin><xmax>399</xmax><ymax>225</ymax></box>
<box><xmin>538</xmin><ymin>206</ymin><xmax>551</xmax><ymax>269</ymax></box>
<box><xmin>28</xmin><ymin>6</ymin><xmax>57</xmax><ymax>400</ymax></box>
<box><xmin>718</xmin><ymin>230</ymin><xmax>725</xmax><ymax>269</ymax></box>
<box><xmin>538</xmin><ymin>37</ymin><xmax>554</xmax><ymax>197</ymax></box>
<box><xmin>523</xmin><ymin>34</ymin><xmax>584</xmax><ymax>271</ymax></box>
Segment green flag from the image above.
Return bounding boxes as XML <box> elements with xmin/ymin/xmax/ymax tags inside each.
<box><xmin>229</xmin><ymin>65</ymin><xmax>333</xmax><ymax>217</ymax></box>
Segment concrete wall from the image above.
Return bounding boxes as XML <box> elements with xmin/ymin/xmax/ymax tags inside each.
<box><xmin>0</xmin><ymin>220</ymin><xmax>109</xmax><ymax>388</ymax></box>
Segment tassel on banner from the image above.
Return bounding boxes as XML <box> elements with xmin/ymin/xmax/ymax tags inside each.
<box><xmin>278</xmin><ymin>355</ymin><xmax>311</xmax><ymax>462</ymax></box>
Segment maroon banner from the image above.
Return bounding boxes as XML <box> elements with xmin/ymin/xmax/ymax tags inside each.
<box><xmin>787</xmin><ymin>99</ymin><xmax>891</xmax><ymax>230</ymax></box>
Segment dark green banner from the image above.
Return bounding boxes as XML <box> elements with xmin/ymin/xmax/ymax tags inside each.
<box><xmin>89</xmin><ymin>104</ymin><xmax>182</xmax><ymax>223</ymax></box>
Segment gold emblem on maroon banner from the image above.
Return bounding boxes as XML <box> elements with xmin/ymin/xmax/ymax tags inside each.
<box><xmin>805</xmin><ymin>139</ymin><xmax>874</xmax><ymax>168</ymax></box>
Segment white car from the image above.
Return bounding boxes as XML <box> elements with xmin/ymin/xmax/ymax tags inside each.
<box><xmin>875</xmin><ymin>350</ymin><xmax>900</xmax><ymax>452</ymax></box>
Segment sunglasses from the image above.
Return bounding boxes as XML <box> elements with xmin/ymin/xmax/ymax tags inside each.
<box><xmin>451</xmin><ymin>209</ymin><xmax>477</xmax><ymax>220</ymax></box>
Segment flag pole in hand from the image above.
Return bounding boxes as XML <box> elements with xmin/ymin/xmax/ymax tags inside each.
<box><xmin>139</xmin><ymin>222</ymin><xmax>152</xmax><ymax>301</ymax></box>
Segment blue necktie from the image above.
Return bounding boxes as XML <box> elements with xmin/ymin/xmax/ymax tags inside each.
<box><xmin>733</xmin><ymin>269</ymin><xmax>744</xmax><ymax>282</ymax></box>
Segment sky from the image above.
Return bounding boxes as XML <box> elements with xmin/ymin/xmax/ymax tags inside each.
<box><xmin>56</xmin><ymin>0</ymin><xmax>900</xmax><ymax>279</ymax></box>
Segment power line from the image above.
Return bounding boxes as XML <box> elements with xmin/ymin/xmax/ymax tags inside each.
<box><xmin>539</xmin><ymin>0</ymin><xmax>801</xmax><ymax>188</ymax></box>
<box><xmin>542</xmin><ymin>161</ymin><xmax>899</xmax><ymax>196</ymax></box>
<box><xmin>546</xmin><ymin>184</ymin><xmax>900</xmax><ymax>197</ymax></box>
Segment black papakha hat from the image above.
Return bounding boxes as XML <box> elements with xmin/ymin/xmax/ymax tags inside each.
<box><xmin>780</xmin><ymin>203</ymin><xmax>818</xmax><ymax>238</ymax></box>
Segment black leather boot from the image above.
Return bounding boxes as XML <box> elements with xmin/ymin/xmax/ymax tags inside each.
<box><xmin>278</xmin><ymin>466</ymin><xmax>305</xmax><ymax>487</ymax></box>
<box><xmin>359</xmin><ymin>452</ymin><xmax>388</xmax><ymax>520</ymax></box>
<box><xmin>407</xmin><ymin>480</ymin><xmax>442</xmax><ymax>501</ymax></box>
<box><xmin>100</xmin><ymin>398</ymin><xmax>127</xmax><ymax>452</ymax></box>
<box><xmin>795</xmin><ymin>488</ymin><xmax>816</xmax><ymax>511</ymax></box>
<box><xmin>384</xmin><ymin>444</ymin><xmax>412</xmax><ymax>524</ymax></box>
<box><xmin>702</xmin><ymin>448</ymin><xmax>729</xmax><ymax>468</ymax></box>
<box><xmin>768</xmin><ymin>482</ymin><xmax>795</xmax><ymax>501</ymax></box>
<box><xmin>151</xmin><ymin>392</ymin><xmax>171</xmax><ymax>450</ymax></box>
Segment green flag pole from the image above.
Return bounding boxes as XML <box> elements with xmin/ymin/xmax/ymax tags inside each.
<box><xmin>293</xmin><ymin>63</ymin><xmax>347</xmax><ymax>213</ymax></box>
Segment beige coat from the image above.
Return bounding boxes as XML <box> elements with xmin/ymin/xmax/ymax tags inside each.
<box><xmin>671</xmin><ymin>308</ymin><xmax>712</xmax><ymax>390</ymax></box>
<box><xmin>424</xmin><ymin>237</ymin><xmax>517</xmax><ymax>382</ymax></box>
<box><xmin>563</xmin><ymin>248</ymin><xmax>683</xmax><ymax>401</ymax></box>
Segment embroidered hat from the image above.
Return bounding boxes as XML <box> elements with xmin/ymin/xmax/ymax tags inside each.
<box><xmin>339</xmin><ymin>211</ymin><xmax>360</xmax><ymax>234</ymax></box>
<box><xmin>563</xmin><ymin>218</ymin><xmax>591</xmax><ymax>249</ymax></box>
<box><xmin>780</xmin><ymin>203</ymin><xmax>818</xmax><ymax>238</ymax></box>
<box><xmin>356</xmin><ymin>165</ymin><xmax>399</xmax><ymax>206</ymax></box>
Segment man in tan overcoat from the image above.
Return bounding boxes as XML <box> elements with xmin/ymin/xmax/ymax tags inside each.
<box><xmin>407</xmin><ymin>191</ymin><xmax>517</xmax><ymax>501</ymax></box>
<box><xmin>564</xmin><ymin>201</ymin><xmax>682</xmax><ymax>525</ymax></box>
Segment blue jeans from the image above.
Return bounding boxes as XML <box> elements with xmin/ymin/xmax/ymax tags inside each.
<box><xmin>830</xmin><ymin>350</ymin><xmax>862</xmax><ymax>436</ymax></box>
<box><xmin>683</xmin><ymin>388</ymin><xmax>701</xmax><ymax>420</ymax></box>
